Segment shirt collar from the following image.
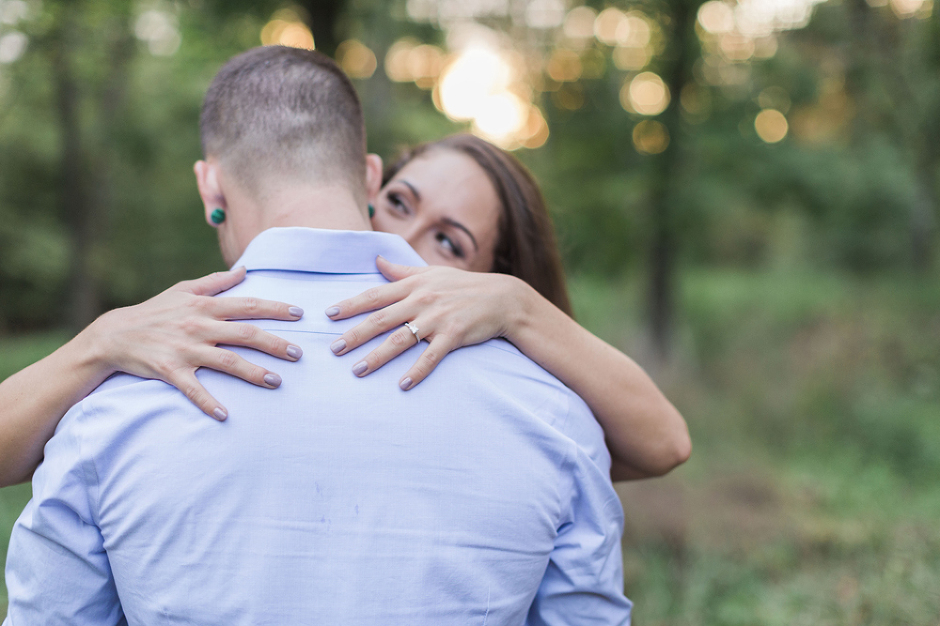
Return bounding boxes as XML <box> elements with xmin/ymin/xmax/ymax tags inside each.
<box><xmin>233</xmin><ymin>227</ymin><xmax>428</xmax><ymax>274</ymax></box>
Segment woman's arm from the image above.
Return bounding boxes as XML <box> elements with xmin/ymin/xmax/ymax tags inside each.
<box><xmin>0</xmin><ymin>268</ymin><xmax>305</xmax><ymax>488</ymax></box>
<box><xmin>325</xmin><ymin>258</ymin><xmax>690</xmax><ymax>481</ymax></box>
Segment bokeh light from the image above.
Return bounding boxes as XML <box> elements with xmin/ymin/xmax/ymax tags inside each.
<box><xmin>546</xmin><ymin>48</ymin><xmax>581</xmax><ymax>82</ymax></box>
<box><xmin>626</xmin><ymin>72</ymin><xmax>670</xmax><ymax>116</ymax></box>
<box><xmin>563</xmin><ymin>6</ymin><xmax>597</xmax><ymax>40</ymax></box>
<box><xmin>0</xmin><ymin>0</ymin><xmax>28</xmax><ymax>25</ymax></box>
<box><xmin>134</xmin><ymin>10</ymin><xmax>181</xmax><ymax>56</ymax></box>
<box><xmin>613</xmin><ymin>45</ymin><xmax>649</xmax><ymax>71</ymax></box>
<box><xmin>261</xmin><ymin>9</ymin><xmax>314</xmax><ymax>50</ymax></box>
<box><xmin>385</xmin><ymin>38</ymin><xmax>419</xmax><ymax>82</ymax></box>
<box><xmin>336</xmin><ymin>40</ymin><xmax>377</xmax><ymax>79</ymax></box>
<box><xmin>438</xmin><ymin>47</ymin><xmax>513</xmax><ymax>121</ymax></box>
<box><xmin>698</xmin><ymin>1</ymin><xmax>736</xmax><ymax>34</ymax></box>
<box><xmin>890</xmin><ymin>0</ymin><xmax>926</xmax><ymax>16</ymax></box>
<box><xmin>594</xmin><ymin>8</ymin><xmax>628</xmax><ymax>46</ymax></box>
<box><xmin>633</xmin><ymin>119</ymin><xmax>670</xmax><ymax>154</ymax></box>
<box><xmin>0</xmin><ymin>30</ymin><xmax>26</xmax><ymax>63</ymax></box>
<box><xmin>473</xmin><ymin>92</ymin><xmax>529</xmax><ymax>141</ymax></box>
<box><xmin>525</xmin><ymin>0</ymin><xmax>566</xmax><ymax>29</ymax></box>
<box><xmin>755</xmin><ymin>108</ymin><xmax>788</xmax><ymax>142</ymax></box>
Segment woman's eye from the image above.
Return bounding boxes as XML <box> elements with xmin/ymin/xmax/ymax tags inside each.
<box><xmin>387</xmin><ymin>192</ymin><xmax>410</xmax><ymax>214</ymax></box>
<box><xmin>435</xmin><ymin>232</ymin><xmax>464</xmax><ymax>258</ymax></box>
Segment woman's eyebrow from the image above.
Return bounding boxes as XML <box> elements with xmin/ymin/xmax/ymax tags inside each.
<box><xmin>401</xmin><ymin>180</ymin><xmax>422</xmax><ymax>202</ymax></box>
<box><xmin>442</xmin><ymin>218</ymin><xmax>479</xmax><ymax>251</ymax></box>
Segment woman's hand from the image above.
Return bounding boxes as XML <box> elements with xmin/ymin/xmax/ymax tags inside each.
<box><xmin>92</xmin><ymin>267</ymin><xmax>305</xmax><ymax>420</ymax></box>
<box><xmin>325</xmin><ymin>256</ymin><xmax>523</xmax><ymax>390</ymax></box>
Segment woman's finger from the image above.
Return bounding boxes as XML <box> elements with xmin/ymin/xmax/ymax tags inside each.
<box><xmin>199</xmin><ymin>346</ymin><xmax>284</xmax><ymax>390</ymax></box>
<box><xmin>164</xmin><ymin>368</ymin><xmax>229</xmax><ymax>421</ymax></box>
<box><xmin>399</xmin><ymin>334</ymin><xmax>456</xmax><ymax>390</ymax></box>
<box><xmin>199</xmin><ymin>296</ymin><xmax>304</xmax><ymax>322</ymax></box>
<box><xmin>207</xmin><ymin>321</ymin><xmax>303</xmax><ymax>362</ymax></box>
<box><xmin>330</xmin><ymin>301</ymin><xmax>413</xmax><ymax>355</ymax></box>
<box><xmin>175</xmin><ymin>267</ymin><xmax>247</xmax><ymax>297</ymax></box>
<box><xmin>349</xmin><ymin>325</ymin><xmax>422</xmax><ymax>378</ymax></box>
<box><xmin>325</xmin><ymin>281</ymin><xmax>410</xmax><ymax>320</ymax></box>
<box><xmin>375</xmin><ymin>255</ymin><xmax>426</xmax><ymax>282</ymax></box>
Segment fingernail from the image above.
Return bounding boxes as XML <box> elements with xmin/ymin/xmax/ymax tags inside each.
<box><xmin>399</xmin><ymin>377</ymin><xmax>413</xmax><ymax>391</ymax></box>
<box><xmin>286</xmin><ymin>345</ymin><xmax>303</xmax><ymax>360</ymax></box>
<box><xmin>288</xmin><ymin>306</ymin><xmax>304</xmax><ymax>318</ymax></box>
<box><xmin>213</xmin><ymin>407</ymin><xmax>228</xmax><ymax>421</ymax></box>
<box><xmin>352</xmin><ymin>361</ymin><xmax>368</xmax><ymax>376</ymax></box>
<box><xmin>330</xmin><ymin>339</ymin><xmax>347</xmax><ymax>354</ymax></box>
<box><xmin>264</xmin><ymin>373</ymin><xmax>282</xmax><ymax>388</ymax></box>
<box><xmin>325</xmin><ymin>306</ymin><xmax>341</xmax><ymax>318</ymax></box>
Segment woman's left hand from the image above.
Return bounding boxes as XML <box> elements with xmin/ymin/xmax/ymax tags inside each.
<box><xmin>325</xmin><ymin>256</ymin><xmax>523</xmax><ymax>390</ymax></box>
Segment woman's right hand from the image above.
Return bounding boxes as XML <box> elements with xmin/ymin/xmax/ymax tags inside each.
<box><xmin>90</xmin><ymin>267</ymin><xmax>304</xmax><ymax>421</ymax></box>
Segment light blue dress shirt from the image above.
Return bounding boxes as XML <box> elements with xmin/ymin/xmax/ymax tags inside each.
<box><xmin>4</xmin><ymin>227</ymin><xmax>631</xmax><ymax>625</ymax></box>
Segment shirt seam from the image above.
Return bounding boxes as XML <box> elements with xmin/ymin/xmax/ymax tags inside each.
<box><xmin>76</xmin><ymin>399</ymin><xmax>104</xmax><ymax>528</ymax></box>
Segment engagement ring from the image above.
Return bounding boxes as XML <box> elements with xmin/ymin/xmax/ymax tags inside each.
<box><xmin>404</xmin><ymin>321</ymin><xmax>420</xmax><ymax>343</ymax></box>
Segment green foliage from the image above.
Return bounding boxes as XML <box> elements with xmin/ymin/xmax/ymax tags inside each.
<box><xmin>573</xmin><ymin>267</ymin><xmax>940</xmax><ymax>624</ymax></box>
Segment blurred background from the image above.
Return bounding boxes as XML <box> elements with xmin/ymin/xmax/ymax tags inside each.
<box><xmin>0</xmin><ymin>0</ymin><xmax>938</xmax><ymax>622</ymax></box>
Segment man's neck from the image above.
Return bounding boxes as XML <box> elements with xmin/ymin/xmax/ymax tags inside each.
<box><xmin>225</xmin><ymin>185</ymin><xmax>372</xmax><ymax>264</ymax></box>
<box><xmin>257</xmin><ymin>185</ymin><xmax>371</xmax><ymax>233</ymax></box>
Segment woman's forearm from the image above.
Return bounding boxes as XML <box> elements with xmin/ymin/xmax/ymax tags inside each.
<box><xmin>504</xmin><ymin>277</ymin><xmax>691</xmax><ymax>481</ymax></box>
<box><xmin>0</xmin><ymin>319</ymin><xmax>114</xmax><ymax>487</ymax></box>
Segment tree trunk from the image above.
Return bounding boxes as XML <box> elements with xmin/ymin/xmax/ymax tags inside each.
<box><xmin>299</xmin><ymin>0</ymin><xmax>345</xmax><ymax>57</ymax></box>
<box><xmin>52</xmin><ymin>5</ymin><xmax>98</xmax><ymax>333</ymax></box>
<box><xmin>647</xmin><ymin>0</ymin><xmax>699</xmax><ymax>362</ymax></box>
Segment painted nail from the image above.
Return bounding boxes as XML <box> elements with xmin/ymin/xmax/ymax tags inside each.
<box><xmin>213</xmin><ymin>407</ymin><xmax>228</xmax><ymax>421</ymax></box>
<box><xmin>352</xmin><ymin>361</ymin><xmax>368</xmax><ymax>376</ymax></box>
<box><xmin>325</xmin><ymin>306</ymin><xmax>341</xmax><ymax>318</ymax></box>
<box><xmin>286</xmin><ymin>345</ymin><xmax>303</xmax><ymax>360</ymax></box>
<box><xmin>288</xmin><ymin>306</ymin><xmax>304</xmax><ymax>318</ymax></box>
<box><xmin>331</xmin><ymin>339</ymin><xmax>347</xmax><ymax>354</ymax></box>
<box><xmin>399</xmin><ymin>377</ymin><xmax>413</xmax><ymax>391</ymax></box>
<box><xmin>264</xmin><ymin>373</ymin><xmax>282</xmax><ymax>388</ymax></box>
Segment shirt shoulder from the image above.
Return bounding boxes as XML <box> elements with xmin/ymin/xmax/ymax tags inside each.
<box><xmin>453</xmin><ymin>339</ymin><xmax>611</xmax><ymax>473</ymax></box>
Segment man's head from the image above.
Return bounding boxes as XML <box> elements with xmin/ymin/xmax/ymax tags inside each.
<box><xmin>195</xmin><ymin>46</ymin><xmax>381</xmax><ymax>265</ymax></box>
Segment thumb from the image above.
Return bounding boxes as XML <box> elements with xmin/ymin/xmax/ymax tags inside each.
<box><xmin>179</xmin><ymin>266</ymin><xmax>248</xmax><ymax>296</ymax></box>
<box><xmin>376</xmin><ymin>255</ymin><xmax>424</xmax><ymax>282</ymax></box>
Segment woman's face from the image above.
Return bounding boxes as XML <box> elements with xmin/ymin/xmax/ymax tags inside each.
<box><xmin>372</xmin><ymin>149</ymin><xmax>501</xmax><ymax>272</ymax></box>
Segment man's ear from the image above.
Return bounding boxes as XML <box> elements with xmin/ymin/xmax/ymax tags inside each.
<box><xmin>194</xmin><ymin>159</ymin><xmax>226</xmax><ymax>226</ymax></box>
<box><xmin>365</xmin><ymin>153</ymin><xmax>383</xmax><ymax>206</ymax></box>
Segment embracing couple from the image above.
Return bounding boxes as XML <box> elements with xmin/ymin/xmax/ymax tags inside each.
<box><xmin>1</xmin><ymin>46</ymin><xmax>690</xmax><ymax>624</ymax></box>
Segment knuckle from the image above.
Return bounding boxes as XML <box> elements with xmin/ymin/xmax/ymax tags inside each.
<box><xmin>243</xmin><ymin>297</ymin><xmax>260</xmax><ymax>313</ymax></box>
<box><xmin>237</xmin><ymin>324</ymin><xmax>257</xmax><ymax>341</ymax></box>
<box><xmin>348</xmin><ymin>328</ymin><xmax>363</xmax><ymax>345</ymax></box>
<box><xmin>269</xmin><ymin>336</ymin><xmax>289</xmax><ymax>354</ymax></box>
<box><xmin>179</xmin><ymin>318</ymin><xmax>203</xmax><ymax>336</ymax></box>
<box><xmin>390</xmin><ymin>330</ymin><xmax>409</xmax><ymax>347</ymax></box>
<box><xmin>364</xmin><ymin>287</ymin><xmax>384</xmax><ymax>307</ymax></box>
<box><xmin>154</xmin><ymin>358</ymin><xmax>177</xmax><ymax>377</ymax></box>
<box><xmin>421</xmin><ymin>349</ymin><xmax>440</xmax><ymax>367</ymax></box>
<box><xmin>415</xmin><ymin>291</ymin><xmax>436</xmax><ymax>307</ymax></box>
<box><xmin>367</xmin><ymin>309</ymin><xmax>387</xmax><ymax>327</ymax></box>
<box><xmin>218</xmin><ymin>351</ymin><xmax>239</xmax><ymax>369</ymax></box>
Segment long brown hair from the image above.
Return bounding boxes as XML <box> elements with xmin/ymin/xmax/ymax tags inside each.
<box><xmin>383</xmin><ymin>134</ymin><xmax>573</xmax><ymax>316</ymax></box>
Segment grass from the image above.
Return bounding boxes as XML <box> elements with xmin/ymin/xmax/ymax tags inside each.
<box><xmin>1</xmin><ymin>269</ymin><xmax>938</xmax><ymax>623</ymax></box>
<box><xmin>573</xmin><ymin>268</ymin><xmax>940</xmax><ymax>625</ymax></box>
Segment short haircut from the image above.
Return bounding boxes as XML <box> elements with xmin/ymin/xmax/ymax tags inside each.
<box><xmin>200</xmin><ymin>46</ymin><xmax>366</xmax><ymax>201</ymax></box>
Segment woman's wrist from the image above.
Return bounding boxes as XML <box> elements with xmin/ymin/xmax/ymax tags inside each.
<box><xmin>73</xmin><ymin>309</ymin><xmax>123</xmax><ymax>378</ymax></box>
<box><xmin>500</xmin><ymin>274</ymin><xmax>546</xmax><ymax>345</ymax></box>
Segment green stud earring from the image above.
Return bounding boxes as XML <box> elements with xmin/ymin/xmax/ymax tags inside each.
<box><xmin>368</xmin><ymin>203</ymin><xmax>375</xmax><ymax>219</ymax></box>
<box><xmin>210</xmin><ymin>208</ymin><xmax>226</xmax><ymax>225</ymax></box>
